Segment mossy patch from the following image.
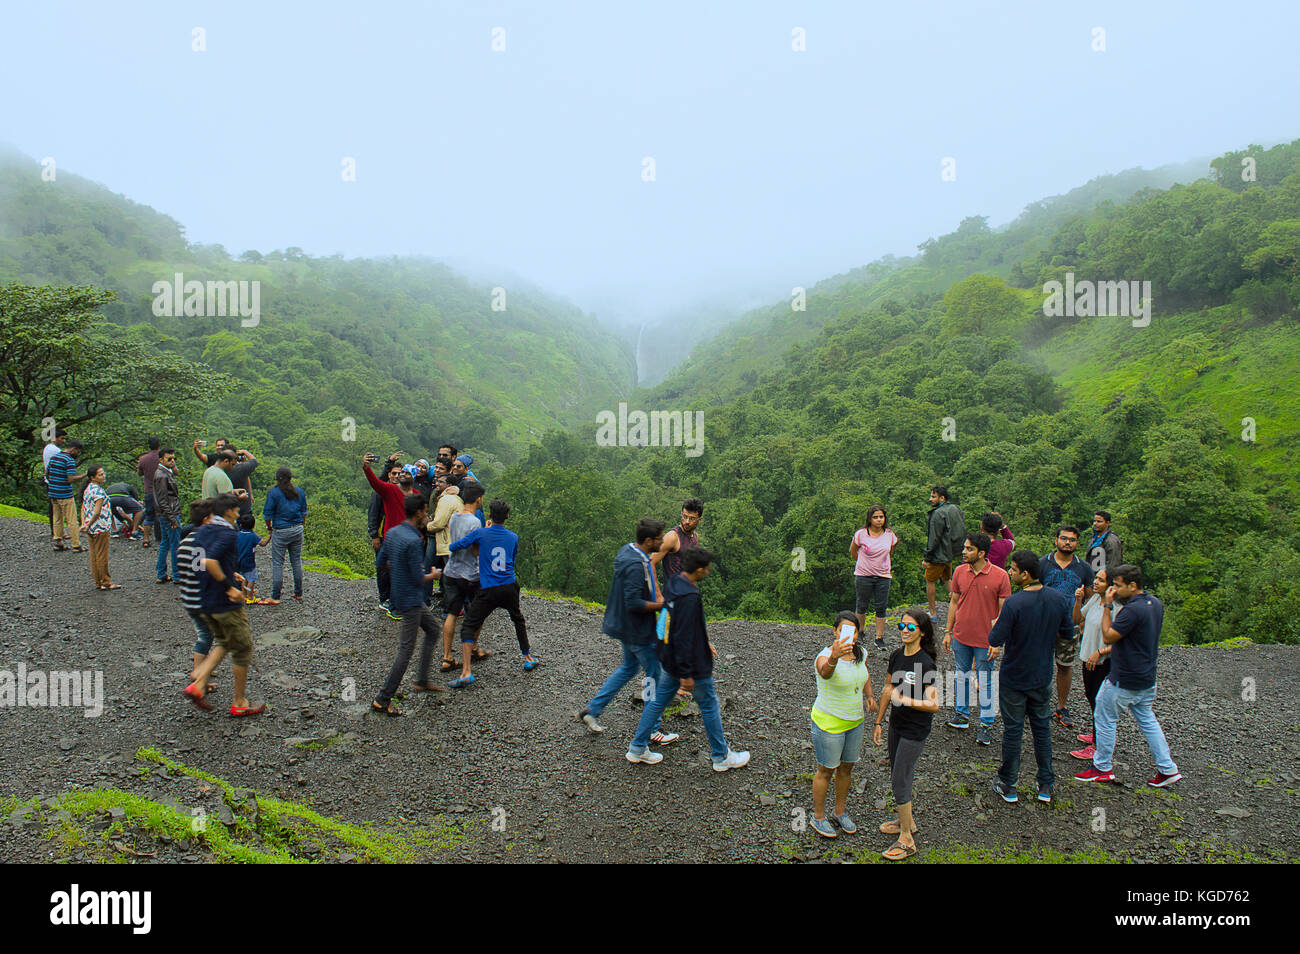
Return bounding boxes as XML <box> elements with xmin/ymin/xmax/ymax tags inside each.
<box><xmin>0</xmin><ymin>504</ymin><xmax>44</xmax><ymax>523</ymax></box>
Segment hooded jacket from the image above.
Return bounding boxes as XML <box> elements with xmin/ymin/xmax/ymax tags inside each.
<box><xmin>601</xmin><ymin>543</ymin><xmax>658</xmax><ymax>645</ymax></box>
<box><xmin>658</xmin><ymin>571</ymin><xmax>712</xmax><ymax>680</ymax></box>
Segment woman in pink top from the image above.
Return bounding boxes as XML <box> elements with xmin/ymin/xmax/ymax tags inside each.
<box><xmin>851</xmin><ymin>505</ymin><xmax>899</xmax><ymax>649</ymax></box>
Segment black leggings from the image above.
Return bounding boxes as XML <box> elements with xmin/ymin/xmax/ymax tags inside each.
<box><xmin>1081</xmin><ymin>657</ymin><xmax>1112</xmax><ymax>734</ymax></box>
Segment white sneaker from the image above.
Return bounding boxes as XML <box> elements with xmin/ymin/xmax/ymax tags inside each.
<box><xmin>650</xmin><ymin>731</ymin><xmax>679</xmax><ymax>745</ymax></box>
<box><xmin>712</xmin><ymin>748</ymin><xmax>751</xmax><ymax>772</ymax></box>
<box><xmin>579</xmin><ymin>711</ymin><xmax>606</xmax><ymax>734</ymax></box>
<box><xmin>626</xmin><ymin>749</ymin><xmax>663</xmax><ymax>765</ymax></box>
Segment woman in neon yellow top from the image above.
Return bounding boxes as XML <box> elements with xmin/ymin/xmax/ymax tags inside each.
<box><xmin>809</xmin><ymin>611</ymin><xmax>877</xmax><ymax>838</ymax></box>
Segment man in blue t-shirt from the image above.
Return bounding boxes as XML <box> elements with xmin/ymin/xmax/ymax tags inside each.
<box><xmin>1074</xmin><ymin>564</ymin><xmax>1180</xmax><ymax>788</ymax></box>
<box><xmin>446</xmin><ymin>498</ymin><xmax>536</xmax><ymax>685</ymax></box>
<box><xmin>1039</xmin><ymin>525</ymin><xmax>1094</xmax><ymax>730</ymax></box>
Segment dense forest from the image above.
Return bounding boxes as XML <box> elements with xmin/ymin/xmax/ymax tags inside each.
<box><xmin>2</xmin><ymin>141</ymin><xmax>1298</xmax><ymax>644</ymax></box>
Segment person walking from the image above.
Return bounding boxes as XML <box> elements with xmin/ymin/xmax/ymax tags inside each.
<box><xmin>262</xmin><ymin>466</ymin><xmax>307</xmax><ymax>603</ymax></box>
<box><xmin>807</xmin><ymin>612</ymin><xmax>876</xmax><ymax>838</ymax></box>
<box><xmin>152</xmin><ymin>447</ymin><xmax>181</xmax><ymax>583</ymax></box>
<box><xmin>177</xmin><ymin>499</ymin><xmax>217</xmax><ymax>686</ymax></box>
<box><xmin>372</xmin><ymin>494</ymin><xmax>446</xmax><ymax>715</ymax></box>
<box><xmin>79</xmin><ymin>464</ymin><xmax>120</xmax><ymax>590</ymax></box>
<box><xmin>922</xmin><ymin>485</ymin><xmax>965</xmax><ymax>620</ymax></box>
<box><xmin>871</xmin><ymin>607</ymin><xmax>940</xmax><ymax>861</ymax></box>
<box><xmin>626</xmin><ymin>547</ymin><xmax>749</xmax><ymax>771</ymax></box>
<box><xmin>943</xmin><ymin>532</ymin><xmax>1011</xmax><ymax>746</ymax></box>
<box><xmin>1074</xmin><ymin>565</ymin><xmax>1181</xmax><ymax>788</ymax></box>
<box><xmin>851</xmin><ymin>505</ymin><xmax>898</xmax><ymax>650</ymax></box>
<box><xmin>987</xmin><ymin>551</ymin><xmax>1073</xmax><ymax>804</ymax></box>
<box><xmin>577</xmin><ymin>518</ymin><xmax>676</xmax><ymax>745</ymax></box>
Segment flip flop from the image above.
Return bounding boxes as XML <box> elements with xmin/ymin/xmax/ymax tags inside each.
<box><xmin>371</xmin><ymin>700</ymin><xmax>402</xmax><ymax>716</ymax></box>
<box><xmin>229</xmin><ymin>703</ymin><xmax>266</xmax><ymax>717</ymax></box>
<box><xmin>183</xmin><ymin>684</ymin><xmax>214</xmax><ymax>712</ymax></box>
<box><xmin>440</xmin><ymin>658</ymin><xmax>457</xmax><ymax>672</ymax></box>
<box><xmin>881</xmin><ymin>840</ymin><xmax>917</xmax><ymax>861</ymax></box>
<box><xmin>254</xmin><ymin>598</ymin><xmax>278</xmax><ymax>605</ymax></box>
<box><xmin>471</xmin><ymin>648</ymin><xmax>492</xmax><ymax>661</ymax></box>
<box><xmin>410</xmin><ymin>681</ymin><xmax>447</xmax><ymax>693</ymax></box>
<box><xmin>98</xmin><ymin>584</ymin><xmax>123</xmax><ymax>591</ymax></box>
<box><xmin>879</xmin><ymin>820</ymin><xmax>919</xmax><ymax>835</ymax></box>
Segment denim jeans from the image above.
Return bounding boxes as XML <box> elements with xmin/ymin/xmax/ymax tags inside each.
<box><xmin>270</xmin><ymin>524</ymin><xmax>304</xmax><ymax>599</ymax></box>
<box><xmin>952</xmin><ymin>641</ymin><xmax>996</xmax><ymax>725</ymax></box>
<box><xmin>997</xmin><ymin>683</ymin><xmax>1054</xmax><ymax>792</ymax></box>
<box><xmin>587</xmin><ymin>640</ymin><xmax>662</xmax><ymax>732</ymax></box>
<box><xmin>630</xmin><ymin>673</ymin><xmax>729</xmax><ymax>762</ymax></box>
<box><xmin>155</xmin><ymin>521</ymin><xmax>179</xmax><ymax>579</ymax></box>
<box><xmin>1092</xmin><ymin>679</ymin><xmax>1177</xmax><ymax>775</ymax></box>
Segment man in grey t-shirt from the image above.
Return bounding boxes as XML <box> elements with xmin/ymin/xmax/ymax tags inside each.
<box><xmin>439</xmin><ymin>482</ymin><xmax>485</xmax><ymax>671</ymax></box>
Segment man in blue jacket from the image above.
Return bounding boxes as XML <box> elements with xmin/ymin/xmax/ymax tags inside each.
<box><xmin>447</xmin><ymin>498</ymin><xmax>537</xmax><ymax>686</ymax></box>
<box><xmin>577</xmin><ymin>518</ymin><xmax>677</xmax><ymax>745</ymax></box>
<box><xmin>626</xmin><ymin>547</ymin><xmax>750</xmax><ymax>771</ymax></box>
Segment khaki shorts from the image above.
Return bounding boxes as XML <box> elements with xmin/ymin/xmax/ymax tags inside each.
<box><xmin>924</xmin><ymin>561</ymin><xmax>953</xmax><ymax>584</ymax></box>
<box><xmin>201</xmin><ymin>606</ymin><xmax>253</xmax><ymax>666</ymax></box>
<box><xmin>1055</xmin><ymin>630</ymin><xmax>1082</xmax><ymax>668</ymax></box>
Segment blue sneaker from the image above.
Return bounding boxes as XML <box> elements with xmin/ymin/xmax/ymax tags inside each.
<box><xmin>834</xmin><ymin>813</ymin><xmax>857</xmax><ymax>834</ymax></box>
<box><xmin>811</xmin><ymin>817</ymin><xmax>837</xmax><ymax>838</ymax></box>
<box><xmin>522</xmin><ymin>655</ymin><xmax>540</xmax><ymax>671</ymax></box>
<box><xmin>449</xmin><ymin>674</ymin><xmax>476</xmax><ymax>689</ymax></box>
<box><xmin>1037</xmin><ymin>787</ymin><xmax>1052</xmax><ymax>804</ymax></box>
<box><xmin>991</xmin><ymin>779</ymin><xmax>1018</xmax><ymax>803</ymax></box>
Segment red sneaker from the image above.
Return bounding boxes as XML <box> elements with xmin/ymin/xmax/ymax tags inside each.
<box><xmin>1148</xmin><ymin>772</ymin><xmax>1182</xmax><ymax>788</ymax></box>
<box><xmin>1076</xmin><ymin>733</ymin><xmax>1094</xmax><ymax>744</ymax></box>
<box><xmin>1073</xmin><ymin>766</ymin><xmax>1115</xmax><ymax>783</ymax></box>
<box><xmin>1070</xmin><ymin>744</ymin><xmax>1096</xmax><ymax>760</ymax></box>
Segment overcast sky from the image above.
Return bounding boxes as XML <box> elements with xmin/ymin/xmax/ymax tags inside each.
<box><xmin>4</xmin><ymin>0</ymin><xmax>1298</xmax><ymax>328</ymax></box>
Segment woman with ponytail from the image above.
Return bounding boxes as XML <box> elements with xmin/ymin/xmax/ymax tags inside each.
<box><xmin>872</xmin><ymin>606</ymin><xmax>939</xmax><ymax>860</ymax></box>
<box><xmin>261</xmin><ymin>465</ymin><xmax>308</xmax><ymax>603</ymax></box>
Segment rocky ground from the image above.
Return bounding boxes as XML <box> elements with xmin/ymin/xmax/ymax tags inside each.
<box><xmin>1</xmin><ymin>515</ymin><xmax>1296</xmax><ymax>863</ymax></box>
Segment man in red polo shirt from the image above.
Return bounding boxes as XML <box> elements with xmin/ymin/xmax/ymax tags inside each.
<box><xmin>943</xmin><ymin>531</ymin><xmax>1012</xmax><ymax>746</ymax></box>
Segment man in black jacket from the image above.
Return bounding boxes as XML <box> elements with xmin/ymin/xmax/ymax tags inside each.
<box><xmin>625</xmin><ymin>548</ymin><xmax>750</xmax><ymax>771</ymax></box>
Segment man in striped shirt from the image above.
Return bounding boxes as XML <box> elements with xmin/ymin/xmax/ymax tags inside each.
<box><xmin>176</xmin><ymin>499</ymin><xmax>217</xmax><ymax>686</ymax></box>
<box><xmin>46</xmin><ymin>440</ymin><xmax>86</xmax><ymax>551</ymax></box>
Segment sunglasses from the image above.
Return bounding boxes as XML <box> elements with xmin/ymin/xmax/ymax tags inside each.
<box><xmin>897</xmin><ymin>622</ymin><xmax>918</xmax><ymax>632</ymax></box>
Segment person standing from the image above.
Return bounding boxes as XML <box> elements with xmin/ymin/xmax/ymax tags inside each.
<box><xmin>446</xmin><ymin>498</ymin><xmax>537</xmax><ymax>685</ymax></box>
<box><xmin>177</xmin><ymin>499</ymin><xmax>217</xmax><ymax>686</ymax></box>
<box><xmin>262</xmin><ymin>466</ymin><xmax>307</xmax><ymax>603</ymax></box>
<box><xmin>371</xmin><ymin>494</ymin><xmax>446</xmax><ymax>715</ymax></box>
<box><xmin>46</xmin><ymin>439</ymin><xmax>85</xmax><ymax>552</ymax></box>
<box><xmin>79</xmin><ymin>464</ymin><xmax>120</xmax><ymax>590</ymax></box>
<box><xmin>184</xmin><ymin>493</ymin><xmax>265</xmax><ymax>717</ymax></box>
<box><xmin>1039</xmin><ymin>526</ymin><xmax>1094</xmax><ymax>730</ymax></box>
<box><xmin>195</xmin><ymin>440</ymin><xmax>258</xmax><ymax>520</ymax></box>
<box><xmin>943</xmin><ymin>532</ymin><xmax>1011</xmax><ymax>746</ymax></box>
<box><xmin>1074</xmin><ymin>565</ymin><xmax>1181</xmax><ymax>788</ymax></box>
<box><xmin>577</xmin><ymin>518</ymin><xmax>676</xmax><ymax>745</ymax></box>
<box><xmin>982</xmin><ymin>512</ymin><xmax>1015</xmax><ymax>570</ymax></box>
<box><xmin>871</xmin><ymin>607</ymin><xmax>940</xmax><ymax>861</ymax></box>
<box><xmin>807</xmin><ymin>612</ymin><xmax>876</xmax><ymax>838</ymax></box>
<box><xmin>201</xmin><ymin>449</ymin><xmax>237</xmax><ymax>499</ymax></box>
<box><xmin>439</xmin><ymin>482</ymin><xmax>484</xmax><ymax>673</ymax></box>
<box><xmin>42</xmin><ymin>427</ymin><xmax>68</xmax><ymax>542</ymax></box>
<box><xmin>987</xmin><ymin>551</ymin><xmax>1073</xmax><ymax>804</ymax></box>
<box><xmin>153</xmin><ymin>447</ymin><xmax>181</xmax><ymax>583</ymax></box>
<box><xmin>626</xmin><ymin>547</ymin><xmax>750</xmax><ymax>771</ymax></box>
<box><xmin>649</xmin><ymin>498</ymin><xmax>703</xmax><ymax>578</ymax></box>
<box><xmin>1086</xmin><ymin>511</ymin><xmax>1123</xmax><ymax>575</ymax></box>
<box><xmin>851</xmin><ymin>505</ymin><xmax>898</xmax><ymax>650</ymax></box>
<box><xmin>136</xmin><ymin>436</ymin><xmax>161</xmax><ymax>549</ymax></box>
<box><xmin>424</xmin><ymin>474</ymin><xmax>461</xmax><ymax>608</ymax></box>
<box><xmin>922</xmin><ymin>485</ymin><xmax>965</xmax><ymax>620</ymax></box>
<box><xmin>364</xmin><ymin>453</ymin><xmax>409</xmax><ymax>617</ymax></box>
<box><xmin>1070</xmin><ymin>569</ymin><xmax>1111</xmax><ymax>761</ymax></box>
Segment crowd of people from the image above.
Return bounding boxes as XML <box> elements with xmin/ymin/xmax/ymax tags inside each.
<box><xmin>38</xmin><ymin>431</ymin><xmax>1180</xmax><ymax>859</ymax></box>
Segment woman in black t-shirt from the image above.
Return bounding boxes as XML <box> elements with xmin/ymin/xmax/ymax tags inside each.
<box><xmin>872</xmin><ymin>606</ymin><xmax>940</xmax><ymax>861</ymax></box>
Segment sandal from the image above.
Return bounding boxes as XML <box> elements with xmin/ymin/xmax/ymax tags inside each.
<box><xmin>471</xmin><ymin>648</ymin><xmax>492</xmax><ymax>662</ymax></box>
<box><xmin>410</xmin><ymin>681</ymin><xmax>446</xmax><ymax>693</ymax></box>
<box><xmin>881</xmin><ymin>840</ymin><xmax>917</xmax><ymax>861</ymax></box>
<box><xmin>440</xmin><ymin>658</ymin><xmax>457</xmax><ymax>673</ymax></box>
<box><xmin>71</xmin><ymin>546</ymin><xmax>86</xmax><ymax>553</ymax></box>
<box><xmin>53</xmin><ymin>543</ymin><xmax>67</xmax><ymax>552</ymax></box>
<box><xmin>229</xmin><ymin>702</ymin><xmax>266</xmax><ymax>717</ymax></box>
<box><xmin>182</xmin><ymin>684</ymin><xmax>214</xmax><ymax>712</ymax></box>
<box><xmin>97</xmin><ymin>584</ymin><xmax>123</xmax><ymax>591</ymax></box>
<box><xmin>371</xmin><ymin>700</ymin><xmax>402</xmax><ymax>716</ymax></box>
<box><xmin>879</xmin><ymin>819</ymin><xmax>919</xmax><ymax>835</ymax></box>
